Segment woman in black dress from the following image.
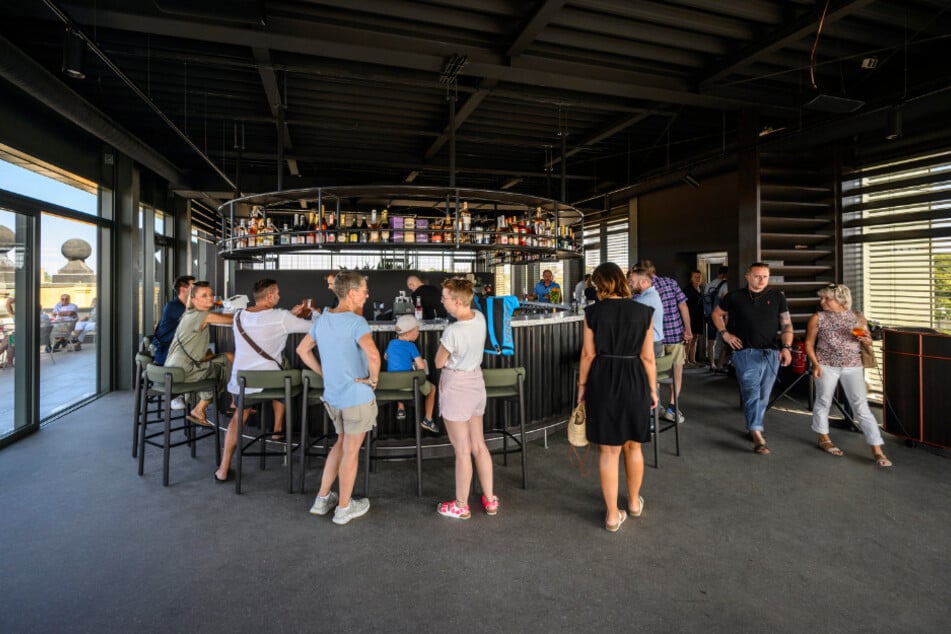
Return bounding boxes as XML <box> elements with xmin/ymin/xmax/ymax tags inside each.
<box><xmin>682</xmin><ymin>270</ymin><xmax>704</xmax><ymax>365</ymax></box>
<box><xmin>577</xmin><ymin>262</ymin><xmax>657</xmax><ymax>532</ymax></box>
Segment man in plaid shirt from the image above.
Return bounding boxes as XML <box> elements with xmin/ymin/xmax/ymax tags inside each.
<box><xmin>637</xmin><ymin>260</ymin><xmax>693</xmax><ymax>423</ymax></box>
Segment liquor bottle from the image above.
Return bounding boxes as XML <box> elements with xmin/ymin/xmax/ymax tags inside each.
<box><xmin>234</xmin><ymin>219</ymin><xmax>246</xmax><ymax>249</ymax></box>
<box><xmin>380</xmin><ymin>208</ymin><xmax>390</xmax><ymax>242</ymax></box>
<box><xmin>247</xmin><ymin>217</ymin><xmax>258</xmax><ymax>247</ymax></box>
<box><xmin>461</xmin><ymin>201</ymin><xmax>471</xmax><ymax>243</ymax></box>
<box><xmin>266</xmin><ymin>218</ymin><xmax>278</xmax><ymax>246</ymax></box>
<box><xmin>431</xmin><ymin>215</ymin><xmax>443</xmax><ymax>243</ymax></box>
<box><xmin>280</xmin><ymin>223</ymin><xmax>290</xmax><ymax>245</ymax></box>
<box><xmin>444</xmin><ymin>207</ymin><xmax>454</xmax><ymax>242</ymax></box>
<box><xmin>369</xmin><ymin>209</ymin><xmax>380</xmax><ymax>243</ymax></box>
<box><xmin>414</xmin><ymin>296</ymin><xmax>423</xmax><ymax>321</ymax></box>
<box><xmin>326</xmin><ymin>210</ymin><xmax>336</xmax><ymax>243</ymax></box>
<box><xmin>359</xmin><ymin>214</ymin><xmax>370</xmax><ymax>243</ymax></box>
<box><xmin>349</xmin><ymin>214</ymin><xmax>359</xmax><ymax>243</ymax></box>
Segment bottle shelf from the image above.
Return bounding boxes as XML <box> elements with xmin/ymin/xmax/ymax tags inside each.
<box><xmin>216</xmin><ymin>185</ymin><xmax>585</xmax><ymax>262</ymax></box>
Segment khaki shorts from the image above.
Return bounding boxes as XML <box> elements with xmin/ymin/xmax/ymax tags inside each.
<box><xmin>663</xmin><ymin>342</ymin><xmax>685</xmax><ymax>366</ymax></box>
<box><xmin>419</xmin><ymin>379</ymin><xmax>434</xmax><ymax>396</ymax></box>
<box><xmin>324</xmin><ymin>401</ymin><xmax>378</xmax><ymax>435</ymax></box>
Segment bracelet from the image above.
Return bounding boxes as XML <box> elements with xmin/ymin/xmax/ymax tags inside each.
<box><xmin>578</xmin><ymin>382</ymin><xmax>586</xmax><ymax>386</ymax></box>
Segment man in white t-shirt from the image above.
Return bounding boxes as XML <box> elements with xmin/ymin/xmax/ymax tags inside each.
<box><xmin>214</xmin><ymin>279</ymin><xmax>313</xmax><ymax>482</ymax></box>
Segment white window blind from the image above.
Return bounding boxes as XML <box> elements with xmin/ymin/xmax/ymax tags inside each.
<box><xmin>841</xmin><ymin>149</ymin><xmax>951</xmax><ymax>398</ymax></box>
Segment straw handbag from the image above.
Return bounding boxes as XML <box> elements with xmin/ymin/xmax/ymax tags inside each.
<box><xmin>567</xmin><ymin>402</ymin><xmax>587</xmax><ymax>447</ymax></box>
<box><xmin>567</xmin><ymin>401</ymin><xmax>592</xmax><ymax>476</ymax></box>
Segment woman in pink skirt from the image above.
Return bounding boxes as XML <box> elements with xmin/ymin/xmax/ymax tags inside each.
<box><xmin>434</xmin><ymin>277</ymin><xmax>497</xmax><ymax>519</ymax></box>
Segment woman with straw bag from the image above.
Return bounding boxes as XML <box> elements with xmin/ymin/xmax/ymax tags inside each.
<box><xmin>577</xmin><ymin>262</ymin><xmax>657</xmax><ymax>532</ymax></box>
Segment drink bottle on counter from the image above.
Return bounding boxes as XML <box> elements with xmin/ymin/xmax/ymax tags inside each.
<box><xmin>415</xmin><ymin>296</ymin><xmax>423</xmax><ymax>320</ymax></box>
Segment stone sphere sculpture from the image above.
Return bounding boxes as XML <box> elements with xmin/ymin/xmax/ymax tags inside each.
<box><xmin>0</xmin><ymin>225</ymin><xmax>13</xmax><ymax>253</ymax></box>
<box><xmin>62</xmin><ymin>238</ymin><xmax>92</xmax><ymax>261</ymax></box>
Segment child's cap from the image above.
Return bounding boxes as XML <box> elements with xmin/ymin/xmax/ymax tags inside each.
<box><xmin>395</xmin><ymin>315</ymin><xmax>420</xmax><ymax>334</ymax></box>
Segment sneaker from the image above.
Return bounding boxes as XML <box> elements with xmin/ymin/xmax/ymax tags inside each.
<box><xmin>170</xmin><ymin>396</ymin><xmax>187</xmax><ymax>410</ymax></box>
<box><xmin>420</xmin><ymin>417</ymin><xmax>439</xmax><ymax>433</ymax></box>
<box><xmin>309</xmin><ymin>491</ymin><xmax>339</xmax><ymax>516</ymax></box>
<box><xmin>437</xmin><ymin>499</ymin><xmax>471</xmax><ymax>519</ymax></box>
<box><xmin>395</xmin><ymin>408</ymin><xmax>407</xmax><ymax>422</ymax></box>
<box><xmin>662</xmin><ymin>407</ymin><xmax>685</xmax><ymax>424</ymax></box>
<box><xmin>332</xmin><ymin>498</ymin><xmax>370</xmax><ymax>525</ymax></box>
<box><xmin>481</xmin><ymin>495</ymin><xmax>500</xmax><ymax>516</ymax></box>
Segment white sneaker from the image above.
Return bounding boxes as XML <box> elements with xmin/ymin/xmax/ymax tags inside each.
<box><xmin>332</xmin><ymin>498</ymin><xmax>370</xmax><ymax>525</ymax></box>
<box><xmin>662</xmin><ymin>407</ymin><xmax>685</xmax><ymax>424</ymax></box>
<box><xmin>309</xmin><ymin>492</ymin><xmax>339</xmax><ymax>516</ymax></box>
<box><xmin>170</xmin><ymin>396</ymin><xmax>186</xmax><ymax>410</ymax></box>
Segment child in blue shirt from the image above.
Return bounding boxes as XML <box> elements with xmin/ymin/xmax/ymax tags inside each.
<box><xmin>384</xmin><ymin>315</ymin><xmax>438</xmax><ymax>432</ymax></box>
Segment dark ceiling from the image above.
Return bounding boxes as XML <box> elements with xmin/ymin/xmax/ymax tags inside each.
<box><xmin>1</xmin><ymin>0</ymin><xmax>950</xmax><ymax>208</ymax></box>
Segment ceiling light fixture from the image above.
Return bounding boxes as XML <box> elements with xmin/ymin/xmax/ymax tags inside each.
<box><xmin>62</xmin><ymin>27</ymin><xmax>86</xmax><ymax>79</ymax></box>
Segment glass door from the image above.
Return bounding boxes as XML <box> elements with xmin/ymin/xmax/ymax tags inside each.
<box><xmin>38</xmin><ymin>212</ymin><xmax>99</xmax><ymax>419</ymax></box>
<box><xmin>0</xmin><ymin>207</ymin><xmax>27</xmax><ymax>438</ymax></box>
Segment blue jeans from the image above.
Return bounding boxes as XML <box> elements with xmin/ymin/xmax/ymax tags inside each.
<box><xmin>731</xmin><ymin>348</ymin><xmax>780</xmax><ymax>432</ymax></box>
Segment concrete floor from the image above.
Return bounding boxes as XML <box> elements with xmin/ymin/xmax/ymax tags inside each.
<box><xmin>1</xmin><ymin>367</ymin><xmax>949</xmax><ymax>633</ymax></box>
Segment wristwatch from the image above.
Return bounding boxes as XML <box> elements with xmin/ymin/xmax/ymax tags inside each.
<box><xmin>781</xmin><ymin>343</ymin><xmax>793</xmax><ymax>350</ymax></box>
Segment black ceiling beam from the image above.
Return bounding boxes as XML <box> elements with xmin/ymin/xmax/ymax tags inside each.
<box><xmin>546</xmin><ymin>110</ymin><xmax>671</xmax><ymax>169</ymax></box>
<box><xmin>252</xmin><ymin>47</ymin><xmax>298</xmax><ymax>177</ymax></box>
<box><xmin>507</xmin><ymin>0</ymin><xmax>569</xmax><ymax>59</ymax></box>
<box><xmin>212</xmin><ymin>149</ymin><xmax>597</xmax><ymax>181</ymax></box>
<box><xmin>699</xmin><ymin>0</ymin><xmax>878</xmax><ymax>90</ymax></box>
<box><xmin>41</xmin><ymin>4</ymin><xmax>790</xmax><ymax>113</ymax></box>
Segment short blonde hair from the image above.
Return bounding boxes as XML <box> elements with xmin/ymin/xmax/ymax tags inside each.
<box><xmin>818</xmin><ymin>283</ymin><xmax>852</xmax><ymax>310</ymax></box>
<box><xmin>442</xmin><ymin>277</ymin><xmax>474</xmax><ymax>304</ymax></box>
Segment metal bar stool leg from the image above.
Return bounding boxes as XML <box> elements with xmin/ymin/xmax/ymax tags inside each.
<box><xmin>162</xmin><ymin>381</ymin><xmax>173</xmax><ymax>487</ymax></box>
<box><xmin>518</xmin><ymin>377</ymin><xmax>527</xmax><ymax>488</ymax></box>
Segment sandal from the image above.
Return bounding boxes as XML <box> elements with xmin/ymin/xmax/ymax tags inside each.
<box><xmin>437</xmin><ymin>500</ymin><xmax>471</xmax><ymax>519</ymax></box>
<box><xmin>481</xmin><ymin>495</ymin><xmax>499</xmax><ymax>516</ymax></box>
<box><xmin>874</xmin><ymin>453</ymin><xmax>892</xmax><ymax>468</ymax></box>
<box><xmin>186</xmin><ymin>414</ymin><xmax>213</xmax><ymax>428</ymax></box>
<box><xmin>629</xmin><ymin>496</ymin><xmax>645</xmax><ymax>518</ymax></box>
<box><xmin>753</xmin><ymin>443</ymin><xmax>770</xmax><ymax>455</ymax></box>
<box><xmin>818</xmin><ymin>439</ymin><xmax>844</xmax><ymax>456</ymax></box>
<box><xmin>606</xmin><ymin>509</ymin><xmax>627</xmax><ymax>532</ymax></box>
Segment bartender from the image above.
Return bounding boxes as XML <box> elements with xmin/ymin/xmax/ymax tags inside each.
<box><xmin>530</xmin><ymin>270</ymin><xmax>562</xmax><ymax>303</ymax></box>
<box><xmin>406</xmin><ymin>275</ymin><xmax>447</xmax><ymax>319</ymax></box>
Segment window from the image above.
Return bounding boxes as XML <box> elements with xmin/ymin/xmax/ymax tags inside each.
<box><xmin>841</xmin><ymin>149</ymin><xmax>951</xmax><ymax>397</ymax></box>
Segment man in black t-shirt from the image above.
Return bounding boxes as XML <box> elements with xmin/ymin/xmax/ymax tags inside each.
<box><xmin>406</xmin><ymin>275</ymin><xmax>447</xmax><ymax>320</ymax></box>
<box><xmin>711</xmin><ymin>262</ymin><xmax>793</xmax><ymax>456</ymax></box>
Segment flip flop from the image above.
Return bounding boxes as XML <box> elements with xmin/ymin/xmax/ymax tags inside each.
<box><xmin>874</xmin><ymin>454</ymin><xmax>892</xmax><ymax>467</ymax></box>
<box><xmin>606</xmin><ymin>509</ymin><xmax>627</xmax><ymax>532</ymax></box>
<box><xmin>753</xmin><ymin>443</ymin><xmax>770</xmax><ymax>455</ymax></box>
<box><xmin>186</xmin><ymin>414</ymin><xmax>213</xmax><ymax>428</ymax></box>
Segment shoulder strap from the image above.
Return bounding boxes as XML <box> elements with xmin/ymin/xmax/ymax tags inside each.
<box><xmin>235</xmin><ymin>310</ymin><xmax>282</xmax><ymax>368</ymax></box>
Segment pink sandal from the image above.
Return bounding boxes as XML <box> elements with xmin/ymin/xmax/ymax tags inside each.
<box><xmin>437</xmin><ymin>500</ymin><xmax>471</xmax><ymax>519</ymax></box>
<box><xmin>481</xmin><ymin>495</ymin><xmax>500</xmax><ymax>516</ymax></box>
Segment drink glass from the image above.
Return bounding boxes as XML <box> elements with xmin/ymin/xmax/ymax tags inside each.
<box><xmin>851</xmin><ymin>326</ymin><xmax>866</xmax><ymax>337</ymax></box>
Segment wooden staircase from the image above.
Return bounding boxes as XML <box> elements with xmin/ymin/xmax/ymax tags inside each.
<box><xmin>758</xmin><ymin>154</ymin><xmax>837</xmax><ymax>332</ymax></box>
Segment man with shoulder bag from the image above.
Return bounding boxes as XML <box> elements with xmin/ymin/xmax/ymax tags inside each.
<box><xmin>213</xmin><ymin>279</ymin><xmax>314</xmax><ymax>482</ymax></box>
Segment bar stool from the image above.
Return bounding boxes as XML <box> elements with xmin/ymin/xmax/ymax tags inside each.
<box><xmin>482</xmin><ymin>367</ymin><xmax>528</xmax><ymax>489</ymax></box>
<box><xmin>234</xmin><ymin>369</ymin><xmax>302</xmax><ymax>494</ymax></box>
<box><xmin>140</xmin><ymin>364</ymin><xmax>223</xmax><ymax>486</ymax></box>
<box><xmin>372</xmin><ymin>370</ymin><xmax>426</xmax><ymax>496</ymax></box>
<box><xmin>651</xmin><ymin>354</ymin><xmax>681</xmax><ymax>468</ymax></box>
<box><xmin>132</xmin><ymin>351</ymin><xmax>158</xmax><ymax>458</ymax></box>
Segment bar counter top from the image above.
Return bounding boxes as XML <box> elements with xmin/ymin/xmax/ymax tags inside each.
<box><xmin>209</xmin><ymin>307</ymin><xmax>583</xmax><ymax>458</ymax></box>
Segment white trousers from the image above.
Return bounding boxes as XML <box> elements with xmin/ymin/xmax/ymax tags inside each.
<box><xmin>811</xmin><ymin>365</ymin><xmax>883</xmax><ymax>447</ymax></box>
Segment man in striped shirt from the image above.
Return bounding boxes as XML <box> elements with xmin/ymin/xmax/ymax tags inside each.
<box><xmin>637</xmin><ymin>260</ymin><xmax>692</xmax><ymax>424</ymax></box>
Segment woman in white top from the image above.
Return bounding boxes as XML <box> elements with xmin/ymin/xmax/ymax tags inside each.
<box><xmin>434</xmin><ymin>277</ymin><xmax>497</xmax><ymax>519</ymax></box>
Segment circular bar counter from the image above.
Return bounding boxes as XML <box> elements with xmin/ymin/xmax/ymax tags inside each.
<box><xmin>210</xmin><ymin>312</ymin><xmax>582</xmax><ymax>458</ymax></box>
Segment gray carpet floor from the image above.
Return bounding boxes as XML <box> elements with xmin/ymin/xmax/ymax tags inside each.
<box><xmin>1</xmin><ymin>367</ymin><xmax>949</xmax><ymax>633</ymax></box>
